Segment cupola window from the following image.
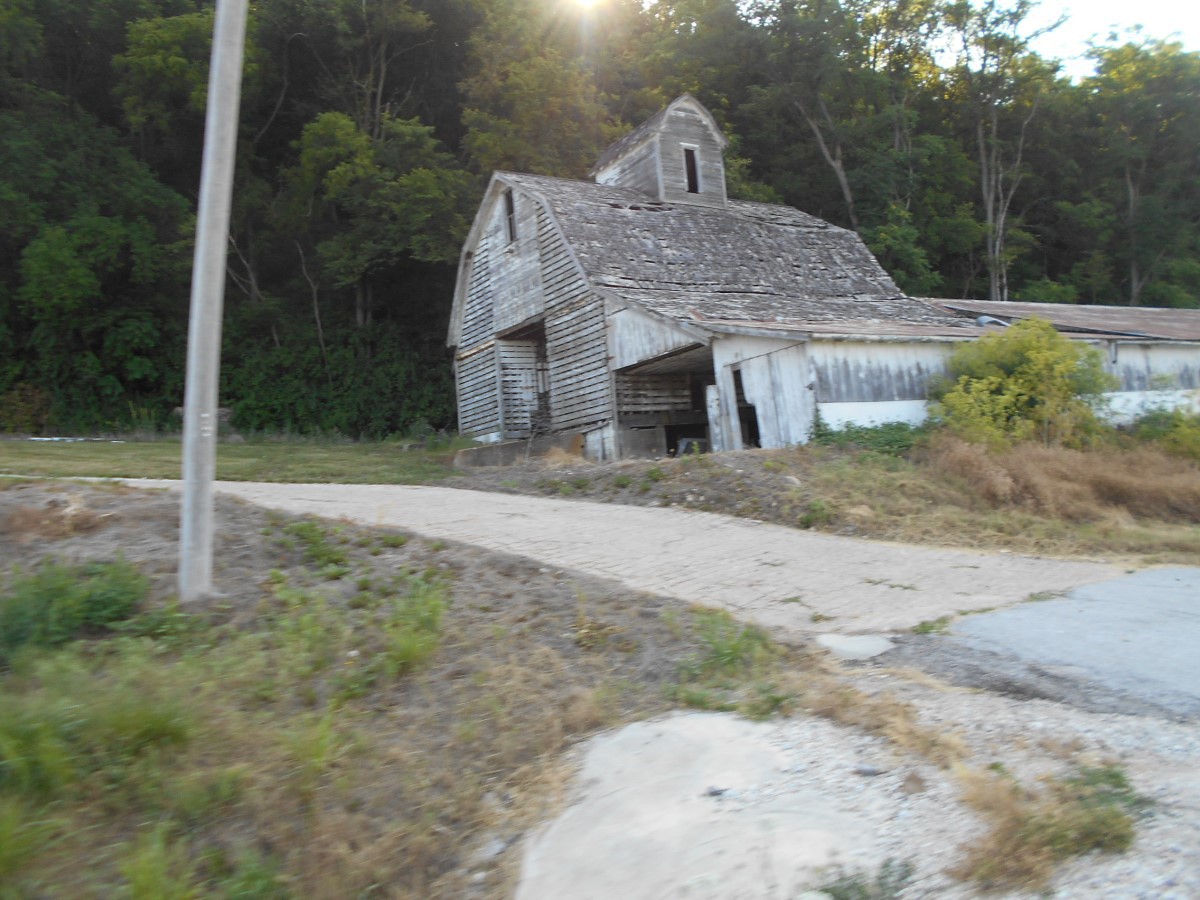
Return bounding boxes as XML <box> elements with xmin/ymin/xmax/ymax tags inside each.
<box><xmin>504</xmin><ymin>189</ymin><xmax>517</xmax><ymax>243</ymax></box>
<box><xmin>684</xmin><ymin>147</ymin><xmax>700</xmax><ymax>194</ymax></box>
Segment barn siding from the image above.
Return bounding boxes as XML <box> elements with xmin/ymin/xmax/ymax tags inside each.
<box><xmin>458</xmin><ymin>233</ymin><xmax>495</xmax><ymax>352</ymax></box>
<box><xmin>492</xmin><ymin>190</ymin><xmax>546</xmax><ymax>334</ymax></box>
<box><xmin>1110</xmin><ymin>342</ymin><xmax>1199</xmax><ymax>392</ymax></box>
<box><xmin>497</xmin><ymin>340</ymin><xmax>544</xmax><ymax>438</ymax></box>
<box><xmin>810</xmin><ymin>341</ymin><xmax>951</xmax><ymax>403</ymax></box>
<box><xmin>615</xmin><ymin>373</ymin><xmax>693</xmax><ymax>414</ymax></box>
<box><xmin>659</xmin><ymin>107</ymin><xmax>727</xmax><ymax>209</ymax></box>
<box><xmin>537</xmin><ymin>202</ymin><xmax>613</xmax><ymax>432</ymax></box>
<box><xmin>594</xmin><ymin>137</ymin><xmax>662</xmax><ymax>198</ymax></box>
<box><xmin>609</xmin><ymin>306</ymin><xmax>700</xmax><ymax>370</ymax></box>
<box><xmin>712</xmin><ymin>336</ymin><xmax>813</xmax><ymax>449</ymax></box>
<box><xmin>455</xmin><ymin>346</ymin><xmax>500</xmax><ymax>437</ymax></box>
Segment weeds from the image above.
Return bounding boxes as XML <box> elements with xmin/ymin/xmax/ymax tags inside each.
<box><xmin>912</xmin><ymin>616</ymin><xmax>952</xmax><ymax>635</ymax></box>
<box><xmin>820</xmin><ymin>858</ymin><xmax>915</xmax><ymax>899</ymax></box>
<box><xmin>813</xmin><ymin>420</ymin><xmax>927</xmax><ymax>457</ymax></box>
<box><xmin>690</xmin><ymin>609</ymin><xmax>774</xmax><ymax>675</ymax></box>
<box><xmin>797</xmin><ymin>499</ymin><xmax>834</xmax><ymax>529</ymax></box>
<box><xmin>0</xmin><ymin>557</ymin><xmax>147</xmax><ymax>662</ymax></box>
<box><xmin>282</xmin><ymin>521</ymin><xmax>348</xmax><ymax>568</ymax></box>
<box><xmin>0</xmin><ymin>797</ymin><xmax>54</xmax><ymax>882</ymax></box>
<box><xmin>120</xmin><ymin>824</ymin><xmax>200</xmax><ymax>900</ymax></box>
<box><xmin>955</xmin><ymin>764</ymin><xmax>1146</xmax><ymax>890</ymax></box>
<box><xmin>672</xmin><ymin>609</ymin><xmax>793</xmax><ymax>719</ymax></box>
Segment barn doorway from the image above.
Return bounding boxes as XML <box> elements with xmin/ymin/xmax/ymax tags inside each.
<box><xmin>497</xmin><ymin>322</ymin><xmax>548</xmax><ymax>439</ymax></box>
<box><xmin>732</xmin><ymin>369</ymin><xmax>760</xmax><ymax>448</ymax></box>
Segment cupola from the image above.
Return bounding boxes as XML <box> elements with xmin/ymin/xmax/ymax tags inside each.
<box><xmin>590</xmin><ymin>94</ymin><xmax>729</xmax><ymax>209</ymax></box>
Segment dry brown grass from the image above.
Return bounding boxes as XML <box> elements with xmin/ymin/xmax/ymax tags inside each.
<box><xmin>788</xmin><ymin>655</ymin><xmax>969</xmax><ymax>769</ymax></box>
<box><xmin>1</xmin><ymin>493</ymin><xmax>111</xmax><ymax>542</ymax></box>
<box><xmin>925</xmin><ymin>435</ymin><xmax>1200</xmax><ymax>523</ymax></box>
<box><xmin>539</xmin><ymin>446</ymin><xmax>591</xmax><ymax>469</ymax></box>
<box><xmin>952</xmin><ymin>764</ymin><xmax>1140</xmax><ymax>891</ymax></box>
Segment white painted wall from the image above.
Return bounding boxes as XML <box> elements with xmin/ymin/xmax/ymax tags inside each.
<box><xmin>809</xmin><ymin>340</ymin><xmax>952</xmax><ymax>403</ymax></box>
<box><xmin>818</xmin><ymin>400</ymin><xmax>930</xmax><ymax>430</ymax></box>
<box><xmin>1109</xmin><ymin>342</ymin><xmax>1199</xmax><ymax>392</ymax></box>
<box><xmin>1104</xmin><ymin>389</ymin><xmax>1200</xmax><ymax>424</ymax></box>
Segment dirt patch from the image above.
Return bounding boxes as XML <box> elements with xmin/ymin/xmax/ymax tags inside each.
<box><xmin>1</xmin><ymin>479</ymin><xmax>746</xmax><ymax>897</ymax></box>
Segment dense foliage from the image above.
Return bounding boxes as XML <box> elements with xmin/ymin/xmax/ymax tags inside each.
<box><xmin>1</xmin><ymin>0</ymin><xmax>1197</xmax><ymax>435</ymax></box>
<box><xmin>931</xmin><ymin>318</ymin><xmax>1117</xmax><ymax>447</ymax></box>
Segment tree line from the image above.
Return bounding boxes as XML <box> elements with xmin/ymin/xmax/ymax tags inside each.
<box><xmin>1</xmin><ymin>0</ymin><xmax>1197</xmax><ymax>436</ymax></box>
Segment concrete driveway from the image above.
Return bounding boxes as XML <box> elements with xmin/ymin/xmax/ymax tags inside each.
<box><xmin>132</xmin><ymin>479</ymin><xmax>1120</xmax><ymax>637</ymax></box>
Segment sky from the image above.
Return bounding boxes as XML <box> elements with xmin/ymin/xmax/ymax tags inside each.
<box><xmin>1027</xmin><ymin>0</ymin><xmax>1200</xmax><ymax>78</ymax></box>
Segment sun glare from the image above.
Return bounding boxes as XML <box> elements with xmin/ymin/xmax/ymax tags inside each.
<box><xmin>574</xmin><ymin>0</ymin><xmax>601</xmax><ymax>8</ymax></box>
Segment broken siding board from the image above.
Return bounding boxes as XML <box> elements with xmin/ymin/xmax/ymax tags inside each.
<box><xmin>712</xmin><ymin>337</ymin><xmax>814</xmax><ymax>449</ymax></box>
<box><xmin>498</xmin><ymin>341</ymin><xmax>543</xmax><ymax>438</ymax></box>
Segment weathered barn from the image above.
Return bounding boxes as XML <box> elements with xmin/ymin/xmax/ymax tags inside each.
<box><xmin>448</xmin><ymin>95</ymin><xmax>1200</xmax><ymax>460</ymax></box>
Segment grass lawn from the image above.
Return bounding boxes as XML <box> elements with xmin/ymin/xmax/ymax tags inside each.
<box><xmin>0</xmin><ymin>438</ymin><xmax>464</xmax><ymax>484</ymax></box>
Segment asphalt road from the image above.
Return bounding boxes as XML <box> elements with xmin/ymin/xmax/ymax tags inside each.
<box><xmin>951</xmin><ymin>567</ymin><xmax>1200</xmax><ymax>717</ymax></box>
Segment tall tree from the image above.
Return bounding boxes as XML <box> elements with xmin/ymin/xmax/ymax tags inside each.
<box><xmin>945</xmin><ymin>0</ymin><xmax>1058</xmax><ymax>301</ymax></box>
<box><xmin>460</xmin><ymin>0</ymin><xmax>622</xmax><ymax>178</ymax></box>
<box><xmin>1087</xmin><ymin>39</ymin><xmax>1200</xmax><ymax>306</ymax></box>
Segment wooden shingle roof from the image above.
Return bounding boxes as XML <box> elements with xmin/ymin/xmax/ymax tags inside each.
<box><xmin>501</xmin><ymin>172</ymin><xmax>971</xmax><ymax>332</ymax></box>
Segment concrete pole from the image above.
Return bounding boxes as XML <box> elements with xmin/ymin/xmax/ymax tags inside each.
<box><xmin>179</xmin><ymin>0</ymin><xmax>249</xmax><ymax>603</ymax></box>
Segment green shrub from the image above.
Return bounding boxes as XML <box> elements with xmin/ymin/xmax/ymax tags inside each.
<box><xmin>1132</xmin><ymin>407</ymin><xmax>1200</xmax><ymax>461</ymax></box>
<box><xmin>930</xmin><ymin>318</ymin><xmax>1117</xmax><ymax>448</ymax></box>
<box><xmin>0</xmin><ymin>559</ymin><xmax>148</xmax><ymax>661</ymax></box>
<box><xmin>812</xmin><ymin>421</ymin><xmax>926</xmax><ymax>456</ymax></box>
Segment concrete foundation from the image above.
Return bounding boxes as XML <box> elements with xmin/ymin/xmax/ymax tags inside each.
<box><xmin>453</xmin><ymin>433</ymin><xmax>585</xmax><ymax>468</ymax></box>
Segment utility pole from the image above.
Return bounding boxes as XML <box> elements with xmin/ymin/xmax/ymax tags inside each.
<box><xmin>179</xmin><ymin>0</ymin><xmax>249</xmax><ymax>603</ymax></box>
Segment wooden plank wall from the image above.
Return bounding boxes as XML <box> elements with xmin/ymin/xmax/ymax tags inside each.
<box><xmin>616</xmin><ymin>374</ymin><xmax>692</xmax><ymax>414</ymax></box>
<box><xmin>455</xmin><ymin>346</ymin><xmax>500</xmax><ymax>436</ymax></box>
<box><xmin>594</xmin><ymin>138</ymin><xmax>661</xmax><ymax>198</ymax></box>
<box><xmin>660</xmin><ymin>106</ymin><xmax>727</xmax><ymax>208</ymax></box>
<box><xmin>498</xmin><ymin>340</ymin><xmax>541</xmax><ymax>438</ymax></box>
<box><xmin>458</xmin><ymin>232</ymin><xmax>494</xmax><ymax>350</ymax></box>
<box><xmin>538</xmin><ymin>206</ymin><xmax>612</xmax><ymax>431</ymax></box>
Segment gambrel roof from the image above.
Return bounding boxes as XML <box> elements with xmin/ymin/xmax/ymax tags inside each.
<box><xmin>497</xmin><ymin>171</ymin><xmax>974</xmax><ymax>336</ymax></box>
